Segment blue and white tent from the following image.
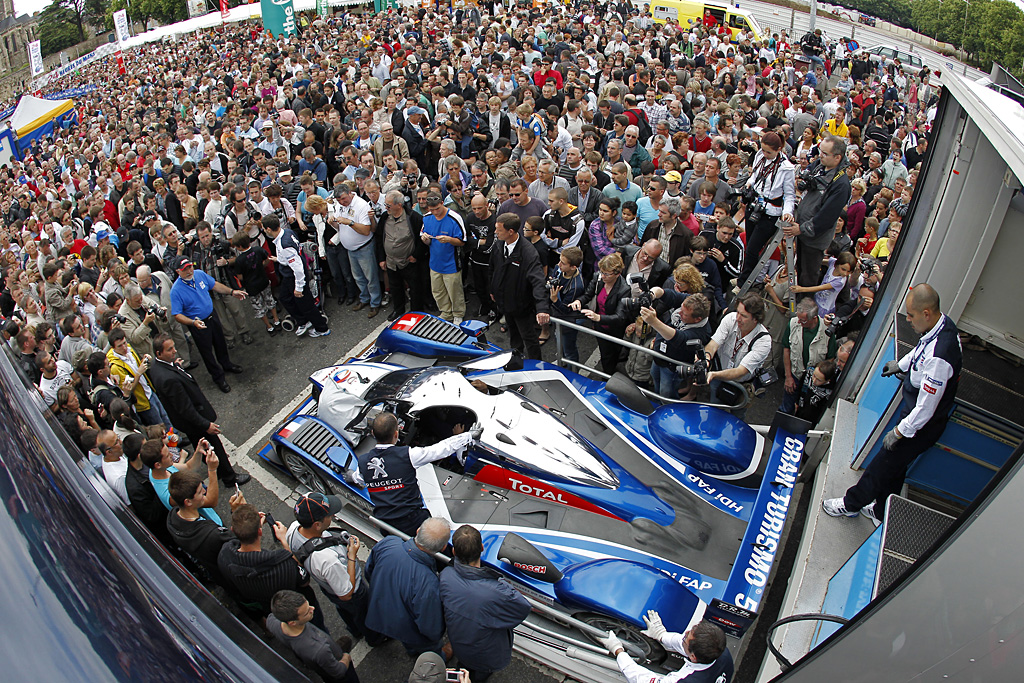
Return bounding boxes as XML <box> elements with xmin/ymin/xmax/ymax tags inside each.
<box><xmin>9</xmin><ymin>95</ymin><xmax>77</xmax><ymax>155</ymax></box>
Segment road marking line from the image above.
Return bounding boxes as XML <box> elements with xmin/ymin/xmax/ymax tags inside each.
<box><xmin>224</xmin><ymin>320</ymin><xmax>390</xmax><ymax>490</ymax></box>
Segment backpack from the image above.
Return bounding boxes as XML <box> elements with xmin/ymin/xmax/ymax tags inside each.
<box><xmin>630</xmin><ymin>108</ymin><xmax>653</xmax><ymax>145</ymax></box>
<box><xmin>294</xmin><ymin>534</ymin><xmax>346</xmax><ymax>565</ymax></box>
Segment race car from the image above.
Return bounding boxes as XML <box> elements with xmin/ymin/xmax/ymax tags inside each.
<box><xmin>262</xmin><ymin>313</ymin><xmax>809</xmax><ymax>681</ymax></box>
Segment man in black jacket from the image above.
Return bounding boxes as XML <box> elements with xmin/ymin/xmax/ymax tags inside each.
<box><xmin>218</xmin><ymin>503</ymin><xmax>327</xmax><ymax>628</ymax></box>
<box><xmin>491</xmin><ymin>213</ymin><xmax>550</xmax><ymax>360</ymax></box>
<box><xmin>147</xmin><ymin>333</ymin><xmax>250</xmax><ymax>486</ymax></box>
<box><xmin>784</xmin><ymin>135</ymin><xmax>852</xmax><ymax>288</ymax></box>
<box><xmin>619</xmin><ymin>240</ymin><xmax>672</xmax><ymax>295</ymax></box>
<box><xmin>375</xmin><ymin>190</ymin><xmax>427</xmax><ymax>321</ymax></box>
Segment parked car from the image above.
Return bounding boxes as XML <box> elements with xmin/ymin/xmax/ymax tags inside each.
<box><xmin>859</xmin><ymin>45</ymin><xmax>924</xmax><ymax>70</ymax></box>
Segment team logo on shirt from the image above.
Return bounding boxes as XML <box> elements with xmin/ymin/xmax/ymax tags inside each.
<box><xmin>367</xmin><ymin>457</ymin><xmax>388</xmax><ymax>479</ymax></box>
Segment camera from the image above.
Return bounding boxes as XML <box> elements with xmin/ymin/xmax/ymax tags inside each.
<box><xmin>677</xmin><ymin>349</ymin><xmax>709</xmax><ymax>385</ymax></box>
<box><xmin>546</xmin><ymin>275</ymin><xmax>561</xmax><ymax>291</ymax></box>
<box><xmin>825</xmin><ymin>313</ymin><xmax>851</xmax><ymax>337</ymax></box>
<box><xmin>112</xmin><ymin>314</ymin><xmax>126</xmax><ymax>324</ymax></box>
<box><xmin>626</xmin><ymin>272</ymin><xmax>654</xmax><ymax>309</ymax></box>
<box><xmin>144</xmin><ymin>302</ymin><xmax>168</xmax><ymax>321</ymax></box>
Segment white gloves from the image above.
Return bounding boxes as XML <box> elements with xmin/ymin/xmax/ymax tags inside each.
<box><xmin>883</xmin><ymin>428</ymin><xmax>902</xmax><ymax>451</ymax></box>
<box><xmin>641</xmin><ymin>609</ymin><xmax>667</xmax><ymax>643</ymax></box>
<box><xmin>598</xmin><ymin>630</ymin><xmax>624</xmax><ymax>656</ymax></box>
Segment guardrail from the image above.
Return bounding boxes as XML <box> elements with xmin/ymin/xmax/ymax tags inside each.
<box><xmin>546</xmin><ymin>315</ymin><xmax>750</xmax><ymax>412</ymax></box>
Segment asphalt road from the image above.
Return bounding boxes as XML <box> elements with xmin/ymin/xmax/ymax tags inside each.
<box><xmin>737</xmin><ymin>0</ymin><xmax>987</xmax><ymax>80</ymax></box>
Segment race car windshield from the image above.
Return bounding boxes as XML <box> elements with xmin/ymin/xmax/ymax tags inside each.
<box><xmin>363</xmin><ymin>367</ymin><xmax>431</xmax><ymax>403</ymax></box>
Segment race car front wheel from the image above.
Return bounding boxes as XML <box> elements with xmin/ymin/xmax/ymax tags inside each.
<box><xmin>575</xmin><ymin>612</ymin><xmax>667</xmax><ymax>666</ymax></box>
<box><xmin>281</xmin><ymin>447</ymin><xmax>332</xmax><ymax>496</ymax></box>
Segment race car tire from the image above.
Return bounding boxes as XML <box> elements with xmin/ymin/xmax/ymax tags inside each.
<box><xmin>281</xmin><ymin>446</ymin><xmax>333</xmax><ymax>496</ymax></box>
<box><xmin>575</xmin><ymin>612</ymin><xmax>668</xmax><ymax>666</ymax></box>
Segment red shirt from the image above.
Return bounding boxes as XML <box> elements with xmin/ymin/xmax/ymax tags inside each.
<box><xmin>690</xmin><ymin>134</ymin><xmax>712</xmax><ymax>154</ymax></box>
<box><xmin>533</xmin><ymin>68</ymin><xmax>563</xmax><ymax>90</ymax></box>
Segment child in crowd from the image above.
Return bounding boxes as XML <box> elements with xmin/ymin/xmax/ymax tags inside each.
<box><xmin>792</xmin><ymin>358</ymin><xmax>838</xmax><ymax>424</ymax></box>
<box><xmin>792</xmin><ymin>250</ymin><xmax>856</xmax><ymax>317</ymax></box>
<box><xmin>231</xmin><ymin>232</ymin><xmax>281</xmax><ymax>334</ymax></box>
<box><xmin>693</xmin><ymin>182</ymin><xmax>717</xmax><ymax>227</ymax></box>
<box><xmin>620</xmin><ymin>201</ymin><xmax>640</xmax><ymax>244</ymax></box>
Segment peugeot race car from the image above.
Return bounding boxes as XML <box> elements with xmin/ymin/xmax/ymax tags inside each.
<box><xmin>262</xmin><ymin>313</ymin><xmax>809</xmax><ymax>682</ymax></box>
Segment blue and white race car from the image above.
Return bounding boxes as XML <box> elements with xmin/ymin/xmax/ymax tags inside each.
<box><xmin>263</xmin><ymin>313</ymin><xmax>809</xmax><ymax>681</ymax></box>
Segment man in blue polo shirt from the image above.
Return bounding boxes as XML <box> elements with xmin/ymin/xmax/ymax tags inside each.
<box><xmin>420</xmin><ymin>194</ymin><xmax>467</xmax><ymax>323</ymax></box>
<box><xmin>169</xmin><ymin>255</ymin><xmax>247</xmax><ymax>393</ymax></box>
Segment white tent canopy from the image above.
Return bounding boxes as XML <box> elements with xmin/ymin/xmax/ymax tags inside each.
<box><xmin>9</xmin><ymin>95</ymin><xmax>75</xmax><ymax>138</ymax></box>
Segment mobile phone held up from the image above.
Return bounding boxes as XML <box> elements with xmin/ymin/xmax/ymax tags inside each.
<box><xmin>265</xmin><ymin>512</ymin><xmax>276</xmax><ymax>528</ymax></box>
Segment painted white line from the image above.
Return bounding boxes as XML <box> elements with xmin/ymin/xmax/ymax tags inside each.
<box><xmin>225</xmin><ymin>320</ymin><xmax>390</xmax><ymax>492</ymax></box>
<box><xmin>349</xmin><ymin>639</ymin><xmax>371</xmax><ymax>667</ymax></box>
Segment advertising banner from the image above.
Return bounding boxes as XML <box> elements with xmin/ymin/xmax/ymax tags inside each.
<box><xmin>220</xmin><ymin>0</ymin><xmax>230</xmax><ymax>21</ymax></box>
<box><xmin>113</xmin><ymin>9</ymin><xmax>130</xmax><ymax>43</ymax></box>
<box><xmin>28</xmin><ymin>40</ymin><xmax>44</xmax><ymax>77</ymax></box>
<box><xmin>260</xmin><ymin>0</ymin><xmax>297</xmax><ymax>37</ymax></box>
<box><xmin>316</xmin><ymin>0</ymin><xmax>328</xmax><ymax>15</ymax></box>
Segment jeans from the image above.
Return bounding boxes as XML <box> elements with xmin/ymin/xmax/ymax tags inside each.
<box><xmin>650</xmin><ymin>363</ymin><xmax>681</xmax><ymax>399</ymax></box>
<box><xmin>138</xmin><ymin>391</ymin><xmax>172</xmax><ymax>429</ymax></box>
<box><xmin>324</xmin><ymin>242</ymin><xmax>358</xmax><ymax>301</ymax></box>
<box><xmin>557</xmin><ymin>319</ymin><xmax>580</xmax><ymax>363</ymax></box>
<box><xmin>348</xmin><ymin>241</ymin><xmax>382</xmax><ymax>307</ymax></box>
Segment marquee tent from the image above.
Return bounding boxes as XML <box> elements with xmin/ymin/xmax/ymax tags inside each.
<box><xmin>9</xmin><ymin>95</ymin><xmax>76</xmax><ymax>154</ymax></box>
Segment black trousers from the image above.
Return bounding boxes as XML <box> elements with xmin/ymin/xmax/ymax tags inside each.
<box><xmin>379</xmin><ymin>506</ymin><xmax>431</xmax><ymax>539</ymax></box>
<box><xmin>739</xmin><ymin>212</ymin><xmax>781</xmax><ymax>287</ymax></box>
<box><xmin>280</xmin><ymin>277</ymin><xmax>329</xmax><ymax>332</ymax></box>
<box><xmin>189</xmin><ymin>312</ymin><xmax>233</xmax><ymax>384</ymax></box>
<box><xmin>183</xmin><ymin>429</ymin><xmax>238</xmax><ymax>483</ymax></box>
<box><xmin>470</xmin><ymin>262</ymin><xmax>493</xmax><ymax>316</ymax></box>
<box><xmin>844</xmin><ymin>416</ymin><xmax>949</xmax><ymax>519</ymax></box>
<box><xmin>796</xmin><ymin>239</ymin><xmax>826</xmax><ymax>289</ymax></box>
<box><xmin>596</xmin><ymin>335</ymin><xmax>623</xmax><ymax>375</ymax></box>
<box><xmin>507</xmin><ymin>310</ymin><xmax>541</xmax><ymax>360</ymax></box>
<box><xmin>387</xmin><ymin>260</ymin><xmax>426</xmax><ymax>314</ymax></box>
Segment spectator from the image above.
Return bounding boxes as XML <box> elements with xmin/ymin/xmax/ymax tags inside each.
<box><xmin>574</xmin><ymin>253</ymin><xmax>631</xmax><ymax>376</ymax></box>
<box><xmin>165</xmin><ymin>466</ymin><xmax>245</xmax><ymax>582</ymax></box>
<box><xmin>440</xmin><ymin>525</ymin><xmax>531</xmax><ymax>681</ymax></box>
<box><xmin>643</xmin><ymin>292</ymin><xmax>714</xmax><ymax>400</ymax></box>
<box><xmin>780</xmin><ymin>298</ymin><xmax>838</xmax><ymax>414</ymax></box>
<box><xmin>268</xmin><ymin>590</ymin><xmax>360</xmax><ymax>683</ymax></box>
<box><xmin>702</xmin><ymin>293</ymin><xmax>773</xmax><ymax>418</ymax></box>
<box><xmin>421</xmin><ymin>194</ymin><xmax>468</xmax><ymax>324</ymax></box>
<box><xmin>332</xmin><ymin>181</ymin><xmax>382</xmax><ymax>318</ymax></box>
<box><xmin>490</xmin><ymin>213</ymin><xmax>550</xmax><ymax>360</ymax></box>
<box><xmin>364</xmin><ymin>517</ymin><xmax>452</xmax><ymax>657</ymax></box>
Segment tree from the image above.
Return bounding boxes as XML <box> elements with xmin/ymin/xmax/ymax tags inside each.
<box><xmin>38</xmin><ymin>1</ymin><xmax>82</xmax><ymax>57</ymax></box>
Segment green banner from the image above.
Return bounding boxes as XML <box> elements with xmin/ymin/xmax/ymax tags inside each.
<box><xmin>316</xmin><ymin>0</ymin><xmax>328</xmax><ymax>16</ymax></box>
<box><xmin>261</xmin><ymin>0</ymin><xmax>297</xmax><ymax>37</ymax></box>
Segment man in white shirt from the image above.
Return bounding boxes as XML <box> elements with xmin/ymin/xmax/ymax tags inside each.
<box><xmin>333</xmin><ymin>181</ymin><xmax>383</xmax><ymax>316</ymax></box>
<box><xmin>702</xmin><ymin>293</ymin><xmax>772</xmax><ymax>420</ymax></box>
<box><xmin>99</xmin><ymin>430</ymin><xmax>130</xmax><ymax>505</ymax></box>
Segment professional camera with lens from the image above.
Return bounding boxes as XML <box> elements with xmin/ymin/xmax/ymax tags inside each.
<box><xmin>144</xmin><ymin>302</ymin><xmax>168</xmax><ymax>321</ymax></box>
<box><xmin>678</xmin><ymin>350</ymin><xmax>709</xmax><ymax>385</ymax></box>
<box><xmin>731</xmin><ymin>185</ymin><xmax>766</xmax><ymax>223</ymax></box>
<box><xmin>825</xmin><ymin>313</ymin><xmax>851</xmax><ymax>337</ymax></box>
<box><xmin>546</xmin><ymin>275</ymin><xmax>561</xmax><ymax>291</ymax></box>
<box><xmin>112</xmin><ymin>314</ymin><xmax>127</xmax><ymax>324</ymax></box>
<box><xmin>626</xmin><ymin>272</ymin><xmax>654</xmax><ymax>309</ymax></box>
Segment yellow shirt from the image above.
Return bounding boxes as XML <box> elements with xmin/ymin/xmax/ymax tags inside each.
<box><xmin>820</xmin><ymin>118</ymin><xmax>849</xmax><ymax>140</ymax></box>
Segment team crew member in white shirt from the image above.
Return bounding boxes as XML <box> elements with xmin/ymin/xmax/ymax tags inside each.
<box><xmin>701</xmin><ymin>293</ymin><xmax>772</xmax><ymax>419</ymax></box>
<box><xmin>262</xmin><ymin>214</ymin><xmax>331</xmax><ymax>338</ymax></box>
<box><xmin>825</xmin><ymin>284</ymin><xmax>962</xmax><ymax>525</ymax></box>
<box><xmin>598</xmin><ymin>612</ymin><xmax>734</xmax><ymax>683</ymax></box>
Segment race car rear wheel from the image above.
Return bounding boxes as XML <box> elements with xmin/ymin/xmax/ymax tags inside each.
<box><xmin>575</xmin><ymin>612</ymin><xmax>667</xmax><ymax>666</ymax></box>
<box><xmin>281</xmin><ymin>447</ymin><xmax>332</xmax><ymax>496</ymax></box>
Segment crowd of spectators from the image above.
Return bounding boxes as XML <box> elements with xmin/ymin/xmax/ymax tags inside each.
<box><xmin>1</xmin><ymin>0</ymin><xmax>941</xmax><ymax>678</ymax></box>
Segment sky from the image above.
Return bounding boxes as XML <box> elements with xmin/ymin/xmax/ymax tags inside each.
<box><xmin>14</xmin><ymin>0</ymin><xmax>50</xmax><ymax>16</ymax></box>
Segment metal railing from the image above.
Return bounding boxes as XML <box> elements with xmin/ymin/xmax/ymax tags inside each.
<box><xmin>546</xmin><ymin>315</ymin><xmax>750</xmax><ymax>412</ymax></box>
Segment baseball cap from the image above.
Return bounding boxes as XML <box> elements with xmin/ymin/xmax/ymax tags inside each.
<box><xmin>407</xmin><ymin>106</ymin><xmax>427</xmax><ymax>116</ymax></box>
<box><xmin>408</xmin><ymin>652</ymin><xmax>446</xmax><ymax>683</ymax></box>
<box><xmin>665</xmin><ymin>170</ymin><xmax>682</xmax><ymax>182</ymax></box>
<box><xmin>170</xmin><ymin>255</ymin><xmax>194</xmax><ymax>272</ymax></box>
<box><xmin>294</xmin><ymin>492</ymin><xmax>342</xmax><ymax>527</ymax></box>
<box><xmin>278</xmin><ymin>164</ymin><xmax>293</xmax><ymax>176</ymax></box>
<box><xmin>94</xmin><ymin>228</ymin><xmax>110</xmax><ymax>241</ymax></box>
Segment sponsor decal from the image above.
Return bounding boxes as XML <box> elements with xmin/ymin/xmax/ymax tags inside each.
<box><xmin>513</xmin><ymin>561</ymin><xmax>547</xmax><ymax>574</ymax></box>
<box><xmin>728</xmin><ymin>432</ymin><xmax>804</xmax><ymax>612</ymax></box>
<box><xmin>367</xmin><ymin>456</ymin><xmax>388</xmax><ymax>479</ymax></box>
<box><xmin>923</xmin><ymin>384</ymin><xmax>936</xmax><ymax>394</ymax></box>
<box><xmin>474</xmin><ymin>465</ymin><xmax>622</xmax><ymax>520</ymax></box>
<box><xmin>392</xmin><ymin>313</ymin><xmax>424</xmax><ymax>332</ymax></box>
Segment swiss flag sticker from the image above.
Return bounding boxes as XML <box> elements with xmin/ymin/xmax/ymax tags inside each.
<box><xmin>392</xmin><ymin>313</ymin><xmax>424</xmax><ymax>332</ymax></box>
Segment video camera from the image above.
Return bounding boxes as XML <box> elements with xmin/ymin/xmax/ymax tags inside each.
<box><xmin>626</xmin><ymin>272</ymin><xmax>654</xmax><ymax>309</ymax></box>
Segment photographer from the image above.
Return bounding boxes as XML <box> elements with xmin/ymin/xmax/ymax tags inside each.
<box><xmin>781</xmin><ymin>298</ymin><xmax>838</xmax><ymax>415</ymax></box>
<box><xmin>119</xmin><ymin>283</ymin><xmax>170</xmax><ymax>360</ymax></box>
<box><xmin>702</xmin><ymin>293</ymin><xmax>773</xmax><ymax>419</ymax></box>
<box><xmin>737</xmin><ymin>132</ymin><xmax>796</xmax><ymax>289</ymax></box>
<box><xmin>784</xmin><ymin>135</ymin><xmax>852</xmax><ymax>288</ymax></box>
<box><xmin>186</xmin><ymin>221</ymin><xmax>253</xmax><ymax>347</ymax></box>
<box><xmin>827</xmin><ymin>258</ymin><xmax>883</xmax><ymax>338</ymax></box>
<box><xmin>641</xmin><ymin>293</ymin><xmax>713</xmax><ymax>400</ymax></box>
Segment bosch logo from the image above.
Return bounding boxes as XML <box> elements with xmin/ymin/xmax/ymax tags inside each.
<box><xmin>513</xmin><ymin>562</ymin><xmax>547</xmax><ymax>574</ymax></box>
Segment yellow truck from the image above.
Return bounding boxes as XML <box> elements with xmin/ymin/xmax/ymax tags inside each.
<box><xmin>646</xmin><ymin>0</ymin><xmax>764</xmax><ymax>42</ymax></box>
